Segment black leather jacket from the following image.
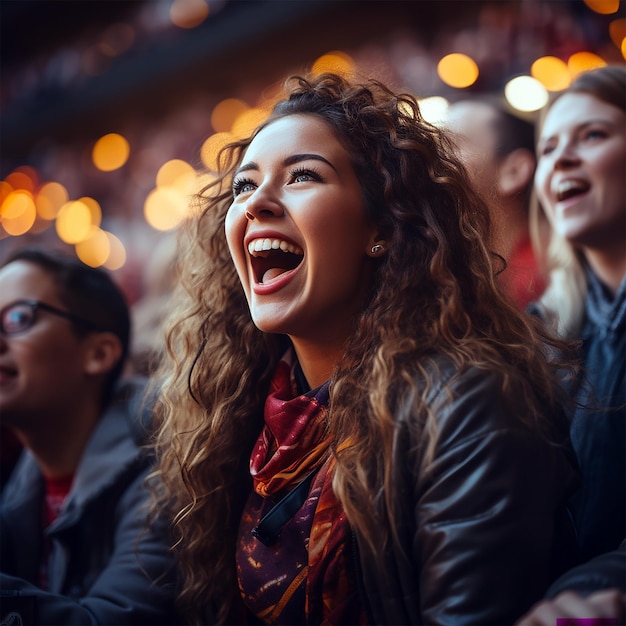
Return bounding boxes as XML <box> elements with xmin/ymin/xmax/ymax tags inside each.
<box><xmin>355</xmin><ymin>359</ymin><xmax>578</xmax><ymax>625</ymax></box>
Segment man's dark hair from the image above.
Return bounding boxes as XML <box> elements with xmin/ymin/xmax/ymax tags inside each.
<box><xmin>3</xmin><ymin>247</ymin><xmax>131</xmax><ymax>407</ymax></box>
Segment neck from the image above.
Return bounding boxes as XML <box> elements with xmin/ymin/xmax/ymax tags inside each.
<box><xmin>14</xmin><ymin>404</ymin><xmax>101</xmax><ymax>478</ymax></box>
<box><xmin>583</xmin><ymin>244</ymin><xmax>626</xmax><ymax>297</ymax></box>
<box><xmin>290</xmin><ymin>338</ymin><xmax>344</xmax><ymax>390</ymax></box>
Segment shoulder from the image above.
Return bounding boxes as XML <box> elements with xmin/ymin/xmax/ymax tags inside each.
<box><xmin>404</xmin><ymin>354</ymin><xmax>536</xmax><ymax>441</ymax></box>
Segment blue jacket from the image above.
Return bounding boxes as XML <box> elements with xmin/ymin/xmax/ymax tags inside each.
<box><xmin>0</xmin><ymin>377</ymin><xmax>181</xmax><ymax>625</ymax></box>
<box><xmin>569</xmin><ymin>269</ymin><xmax>625</xmax><ymax>562</ymax></box>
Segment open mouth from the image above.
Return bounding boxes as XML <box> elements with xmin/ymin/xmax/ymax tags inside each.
<box><xmin>556</xmin><ymin>179</ymin><xmax>590</xmax><ymax>202</ymax></box>
<box><xmin>248</xmin><ymin>238</ymin><xmax>304</xmax><ymax>284</ymax></box>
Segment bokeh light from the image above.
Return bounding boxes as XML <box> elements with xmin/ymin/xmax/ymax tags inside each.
<box><xmin>75</xmin><ymin>227</ymin><xmax>111</xmax><ymax>267</ymax></box>
<box><xmin>56</xmin><ymin>200</ymin><xmax>94</xmax><ymax>243</ymax></box>
<box><xmin>201</xmin><ymin>132</ymin><xmax>235</xmax><ymax>171</ymax></box>
<box><xmin>1</xmin><ymin>190</ymin><xmax>37</xmax><ymax>235</ymax></box>
<box><xmin>567</xmin><ymin>51</ymin><xmax>607</xmax><ymax>78</ymax></box>
<box><xmin>531</xmin><ymin>56</ymin><xmax>571</xmax><ymax>91</ymax></box>
<box><xmin>583</xmin><ymin>0</ymin><xmax>620</xmax><ymax>14</ymax></box>
<box><xmin>504</xmin><ymin>75</ymin><xmax>549</xmax><ymax>112</ymax></box>
<box><xmin>437</xmin><ymin>53</ymin><xmax>479</xmax><ymax>88</ymax></box>
<box><xmin>103</xmin><ymin>232</ymin><xmax>127</xmax><ymax>270</ymax></box>
<box><xmin>36</xmin><ymin>182</ymin><xmax>69</xmax><ymax>220</ymax></box>
<box><xmin>211</xmin><ymin>98</ymin><xmax>249</xmax><ymax>133</ymax></box>
<box><xmin>170</xmin><ymin>0</ymin><xmax>209</xmax><ymax>29</ymax></box>
<box><xmin>92</xmin><ymin>133</ymin><xmax>130</xmax><ymax>171</ymax></box>
<box><xmin>231</xmin><ymin>107</ymin><xmax>270</xmax><ymax>139</ymax></box>
<box><xmin>156</xmin><ymin>159</ymin><xmax>196</xmax><ymax>191</ymax></box>
<box><xmin>418</xmin><ymin>96</ymin><xmax>450</xmax><ymax>125</ymax></box>
<box><xmin>144</xmin><ymin>187</ymin><xmax>190</xmax><ymax>231</ymax></box>
<box><xmin>5</xmin><ymin>166</ymin><xmax>38</xmax><ymax>194</ymax></box>
<box><xmin>609</xmin><ymin>18</ymin><xmax>626</xmax><ymax>48</ymax></box>
<box><xmin>311</xmin><ymin>51</ymin><xmax>356</xmax><ymax>77</ymax></box>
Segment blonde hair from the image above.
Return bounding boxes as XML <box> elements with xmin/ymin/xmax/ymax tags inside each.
<box><xmin>531</xmin><ymin>65</ymin><xmax>626</xmax><ymax>337</ymax></box>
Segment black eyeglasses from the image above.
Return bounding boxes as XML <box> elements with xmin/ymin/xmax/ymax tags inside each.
<box><xmin>0</xmin><ymin>299</ymin><xmax>101</xmax><ymax>336</ymax></box>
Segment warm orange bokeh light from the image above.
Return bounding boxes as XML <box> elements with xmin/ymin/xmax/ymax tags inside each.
<box><xmin>609</xmin><ymin>18</ymin><xmax>626</xmax><ymax>48</ymax></box>
<box><xmin>102</xmin><ymin>232</ymin><xmax>127</xmax><ymax>270</ymax></box>
<box><xmin>437</xmin><ymin>53</ymin><xmax>479</xmax><ymax>88</ymax></box>
<box><xmin>583</xmin><ymin>0</ymin><xmax>620</xmax><ymax>14</ymax></box>
<box><xmin>92</xmin><ymin>133</ymin><xmax>130</xmax><ymax>171</ymax></box>
<box><xmin>156</xmin><ymin>159</ymin><xmax>196</xmax><ymax>191</ymax></box>
<box><xmin>211</xmin><ymin>98</ymin><xmax>249</xmax><ymax>133</ymax></box>
<box><xmin>231</xmin><ymin>108</ymin><xmax>270</xmax><ymax>139</ymax></box>
<box><xmin>5</xmin><ymin>166</ymin><xmax>38</xmax><ymax>194</ymax></box>
<box><xmin>36</xmin><ymin>182</ymin><xmax>69</xmax><ymax>220</ymax></box>
<box><xmin>75</xmin><ymin>227</ymin><xmax>111</xmax><ymax>267</ymax></box>
<box><xmin>1</xmin><ymin>190</ymin><xmax>37</xmax><ymax>235</ymax></box>
<box><xmin>567</xmin><ymin>51</ymin><xmax>607</xmax><ymax>77</ymax></box>
<box><xmin>56</xmin><ymin>200</ymin><xmax>93</xmax><ymax>243</ymax></box>
<box><xmin>531</xmin><ymin>56</ymin><xmax>571</xmax><ymax>91</ymax></box>
<box><xmin>201</xmin><ymin>132</ymin><xmax>235</xmax><ymax>171</ymax></box>
<box><xmin>311</xmin><ymin>52</ymin><xmax>355</xmax><ymax>78</ymax></box>
<box><xmin>144</xmin><ymin>187</ymin><xmax>189</xmax><ymax>231</ymax></box>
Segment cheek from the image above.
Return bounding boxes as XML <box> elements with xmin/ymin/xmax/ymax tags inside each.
<box><xmin>224</xmin><ymin>206</ymin><xmax>249</xmax><ymax>285</ymax></box>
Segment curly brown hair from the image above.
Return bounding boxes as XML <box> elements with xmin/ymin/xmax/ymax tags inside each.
<box><xmin>151</xmin><ymin>73</ymin><xmax>574</xmax><ymax>623</ymax></box>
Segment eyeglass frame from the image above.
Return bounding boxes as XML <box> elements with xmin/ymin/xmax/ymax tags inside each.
<box><xmin>0</xmin><ymin>299</ymin><xmax>103</xmax><ymax>337</ymax></box>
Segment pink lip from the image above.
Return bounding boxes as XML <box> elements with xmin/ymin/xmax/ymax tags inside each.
<box><xmin>252</xmin><ymin>265</ymin><xmax>301</xmax><ymax>295</ymax></box>
<box><xmin>555</xmin><ymin>189</ymin><xmax>590</xmax><ymax>213</ymax></box>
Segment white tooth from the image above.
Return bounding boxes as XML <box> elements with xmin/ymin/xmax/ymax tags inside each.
<box><xmin>271</xmin><ymin>239</ymin><xmax>280</xmax><ymax>249</ymax></box>
<box><xmin>253</xmin><ymin>240</ymin><xmax>264</xmax><ymax>252</ymax></box>
<box><xmin>280</xmin><ymin>241</ymin><xmax>289</xmax><ymax>252</ymax></box>
<box><xmin>262</xmin><ymin>238</ymin><xmax>272</xmax><ymax>251</ymax></box>
<box><xmin>248</xmin><ymin>242</ymin><xmax>255</xmax><ymax>254</ymax></box>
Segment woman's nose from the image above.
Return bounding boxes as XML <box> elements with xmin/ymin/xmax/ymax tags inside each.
<box><xmin>552</xmin><ymin>140</ymin><xmax>580</xmax><ymax>168</ymax></box>
<box><xmin>243</xmin><ymin>185</ymin><xmax>284</xmax><ymax>221</ymax></box>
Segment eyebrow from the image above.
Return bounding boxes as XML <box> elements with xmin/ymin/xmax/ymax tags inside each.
<box><xmin>539</xmin><ymin>118</ymin><xmax>617</xmax><ymax>145</ymax></box>
<box><xmin>235</xmin><ymin>153</ymin><xmax>338</xmax><ymax>176</ymax></box>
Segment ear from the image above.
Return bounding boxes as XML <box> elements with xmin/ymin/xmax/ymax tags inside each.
<box><xmin>366</xmin><ymin>229</ymin><xmax>388</xmax><ymax>258</ymax></box>
<box><xmin>497</xmin><ymin>148</ymin><xmax>535</xmax><ymax>197</ymax></box>
<box><xmin>83</xmin><ymin>332</ymin><xmax>123</xmax><ymax>377</ymax></box>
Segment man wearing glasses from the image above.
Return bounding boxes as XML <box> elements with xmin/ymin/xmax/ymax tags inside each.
<box><xmin>0</xmin><ymin>248</ymin><xmax>180</xmax><ymax>625</ymax></box>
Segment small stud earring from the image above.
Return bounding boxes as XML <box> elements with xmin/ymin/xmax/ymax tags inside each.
<box><xmin>371</xmin><ymin>244</ymin><xmax>384</xmax><ymax>254</ymax></box>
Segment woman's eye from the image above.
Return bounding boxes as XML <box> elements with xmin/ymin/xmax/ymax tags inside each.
<box><xmin>583</xmin><ymin>128</ymin><xmax>607</xmax><ymax>141</ymax></box>
<box><xmin>232</xmin><ymin>178</ymin><xmax>256</xmax><ymax>196</ymax></box>
<box><xmin>290</xmin><ymin>167</ymin><xmax>323</xmax><ymax>184</ymax></box>
<box><xmin>538</xmin><ymin>143</ymin><xmax>555</xmax><ymax>157</ymax></box>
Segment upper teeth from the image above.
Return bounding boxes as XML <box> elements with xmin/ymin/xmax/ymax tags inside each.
<box><xmin>248</xmin><ymin>238</ymin><xmax>303</xmax><ymax>256</ymax></box>
<box><xmin>556</xmin><ymin>180</ymin><xmax>585</xmax><ymax>196</ymax></box>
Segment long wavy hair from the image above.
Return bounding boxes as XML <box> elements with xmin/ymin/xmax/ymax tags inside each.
<box><xmin>152</xmin><ymin>73</ymin><xmax>574</xmax><ymax>623</ymax></box>
<box><xmin>530</xmin><ymin>65</ymin><xmax>626</xmax><ymax>337</ymax></box>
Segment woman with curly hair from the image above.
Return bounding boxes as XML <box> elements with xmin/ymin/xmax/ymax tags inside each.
<box><xmin>152</xmin><ymin>73</ymin><xmax>578</xmax><ymax>625</ymax></box>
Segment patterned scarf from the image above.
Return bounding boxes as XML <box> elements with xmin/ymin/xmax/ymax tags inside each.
<box><xmin>236</xmin><ymin>353</ymin><xmax>366</xmax><ymax>625</ymax></box>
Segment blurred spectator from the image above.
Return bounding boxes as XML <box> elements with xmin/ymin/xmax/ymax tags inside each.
<box><xmin>0</xmin><ymin>425</ymin><xmax>22</xmax><ymax>490</ymax></box>
<box><xmin>445</xmin><ymin>97</ymin><xmax>546</xmax><ymax>309</ymax></box>
<box><xmin>517</xmin><ymin>65</ymin><xmax>626</xmax><ymax>623</ymax></box>
<box><xmin>0</xmin><ymin>248</ymin><xmax>180</xmax><ymax>625</ymax></box>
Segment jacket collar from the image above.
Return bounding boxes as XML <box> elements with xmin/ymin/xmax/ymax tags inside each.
<box><xmin>584</xmin><ymin>266</ymin><xmax>626</xmax><ymax>339</ymax></box>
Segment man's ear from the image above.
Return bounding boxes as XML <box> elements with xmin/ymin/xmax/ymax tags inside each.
<box><xmin>83</xmin><ymin>332</ymin><xmax>123</xmax><ymax>376</ymax></box>
<box><xmin>497</xmin><ymin>148</ymin><xmax>535</xmax><ymax>197</ymax></box>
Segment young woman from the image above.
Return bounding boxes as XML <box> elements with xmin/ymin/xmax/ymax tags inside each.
<box><xmin>532</xmin><ymin>65</ymin><xmax>625</xmax><ymax>563</ymax></box>
<box><xmin>517</xmin><ymin>65</ymin><xmax>626</xmax><ymax>624</ymax></box>
<box><xmin>152</xmin><ymin>73</ymin><xmax>578</xmax><ymax>625</ymax></box>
